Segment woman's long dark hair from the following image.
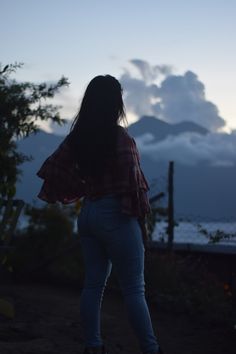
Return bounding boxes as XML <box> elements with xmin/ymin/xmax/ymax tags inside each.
<box><xmin>67</xmin><ymin>75</ymin><xmax>127</xmax><ymax>180</ymax></box>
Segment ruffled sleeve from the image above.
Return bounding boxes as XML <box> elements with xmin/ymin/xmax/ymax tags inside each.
<box><xmin>37</xmin><ymin>137</ymin><xmax>87</xmax><ymax>204</ymax></box>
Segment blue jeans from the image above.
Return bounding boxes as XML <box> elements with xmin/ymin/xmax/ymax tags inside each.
<box><xmin>77</xmin><ymin>194</ymin><xmax>159</xmax><ymax>354</ymax></box>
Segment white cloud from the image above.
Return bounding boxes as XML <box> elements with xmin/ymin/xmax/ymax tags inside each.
<box><xmin>154</xmin><ymin>71</ymin><xmax>225</xmax><ymax>132</ymax></box>
<box><xmin>135</xmin><ymin>131</ymin><xmax>236</xmax><ymax>167</ymax></box>
<box><xmin>130</xmin><ymin>59</ymin><xmax>173</xmax><ymax>83</ymax></box>
<box><xmin>120</xmin><ymin>60</ymin><xmax>226</xmax><ymax>132</ymax></box>
<box><xmin>120</xmin><ymin>71</ymin><xmax>159</xmax><ymax>117</ymax></box>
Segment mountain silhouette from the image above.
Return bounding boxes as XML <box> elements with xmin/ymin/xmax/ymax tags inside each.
<box><xmin>127</xmin><ymin>115</ymin><xmax>208</xmax><ymax>141</ymax></box>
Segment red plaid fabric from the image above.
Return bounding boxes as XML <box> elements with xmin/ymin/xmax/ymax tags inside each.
<box><xmin>37</xmin><ymin>126</ymin><xmax>151</xmax><ymax>219</ymax></box>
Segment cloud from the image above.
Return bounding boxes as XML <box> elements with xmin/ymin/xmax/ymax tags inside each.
<box><xmin>120</xmin><ymin>60</ymin><xmax>226</xmax><ymax>132</ymax></box>
<box><xmin>120</xmin><ymin>72</ymin><xmax>159</xmax><ymax>116</ymax></box>
<box><xmin>120</xmin><ymin>59</ymin><xmax>173</xmax><ymax>117</ymax></box>
<box><xmin>135</xmin><ymin>131</ymin><xmax>236</xmax><ymax>167</ymax></box>
<box><xmin>130</xmin><ymin>59</ymin><xmax>173</xmax><ymax>83</ymax></box>
<box><xmin>154</xmin><ymin>71</ymin><xmax>225</xmax><ymax>131</ymax></box>
<box><xmin>46</xmin><ymin>87</ymin><xmax>79</xmax><ymax>135</ymax></box>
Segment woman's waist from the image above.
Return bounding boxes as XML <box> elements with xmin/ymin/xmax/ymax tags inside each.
<box><xmin>85</xmin><ymin>192</ymin><xmax>119</xmax><ymax>201</ymax></box>
<box><xmin>83</xmin><ymin>192</ymin><xmax>122</xmax><ymax>208</ymax></box>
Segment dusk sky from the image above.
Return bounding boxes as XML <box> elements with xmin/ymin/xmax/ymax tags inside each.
<box><xmin>1</xmin><ymin>0</ymin><xmax>236</xmax><ymax>134</ymax></box>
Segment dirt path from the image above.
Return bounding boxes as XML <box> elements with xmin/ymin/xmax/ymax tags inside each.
<box><xmin>0</xmin><ymin>283</ymin><xmax>235</xmax><ymax>354</ymax></box>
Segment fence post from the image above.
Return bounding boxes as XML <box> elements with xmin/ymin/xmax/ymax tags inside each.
<box><xmin>167</xmin><ymin>161</ymin><xmax>174</xmax><ymax>251</ymax></box>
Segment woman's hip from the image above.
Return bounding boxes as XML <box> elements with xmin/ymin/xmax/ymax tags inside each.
<box><xmin>78</xmin><ymin>194</ymin><xmax>143</xmax><ymax>248</ymax></box>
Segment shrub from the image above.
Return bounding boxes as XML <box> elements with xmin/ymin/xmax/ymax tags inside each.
<box><xmin>145</xmin><ymin>251</ymin><xmax>234</xmax><ymax>326</ymax></box>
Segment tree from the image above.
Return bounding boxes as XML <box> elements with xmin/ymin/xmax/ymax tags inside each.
<box><xmin>0</xmin><ymin>62</ymin><xmax>69</xmax><ymax>198</ymax></box>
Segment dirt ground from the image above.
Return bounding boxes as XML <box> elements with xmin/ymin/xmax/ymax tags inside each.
<box><xmin>0</xmin><ymin>282</ymin><xmax>236</xmax><ymax>354</ymax></box>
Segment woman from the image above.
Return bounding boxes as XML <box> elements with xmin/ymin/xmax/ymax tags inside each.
<box><xmin>37</xmin><ymin>75</ymin><xmax>163</xmax><ymax>354</ymax></box>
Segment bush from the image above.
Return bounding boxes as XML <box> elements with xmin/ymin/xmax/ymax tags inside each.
<box><xmin>145</xmin><ymin>251</ymin><xmax>234</xmax><ymax>326</ymax></box>
<box><xmin>7</xmin><ymin>204</ymin><xmax>85</xmax><ymax>285</ymax></box>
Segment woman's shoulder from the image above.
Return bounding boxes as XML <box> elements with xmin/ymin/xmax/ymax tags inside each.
<box><xmin>115</xmin><ymin>125</ymin><xmax>140</xmax><ymax>166</ymax></box>
<box><xmin>117</xmin><ymin>125</ymin><xmax>135</xmax><ymax>145</ymax></box>
<box><xmin>117</xmin><ymin>124</ymin><xmax>127</xmax><ymax>134</ymax></box>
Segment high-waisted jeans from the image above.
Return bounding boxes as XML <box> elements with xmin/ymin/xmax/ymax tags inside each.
<box><xmin>77</xmin><ymin>194</ymin><xmax>159</xmax><ymax>354</ymax></box>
